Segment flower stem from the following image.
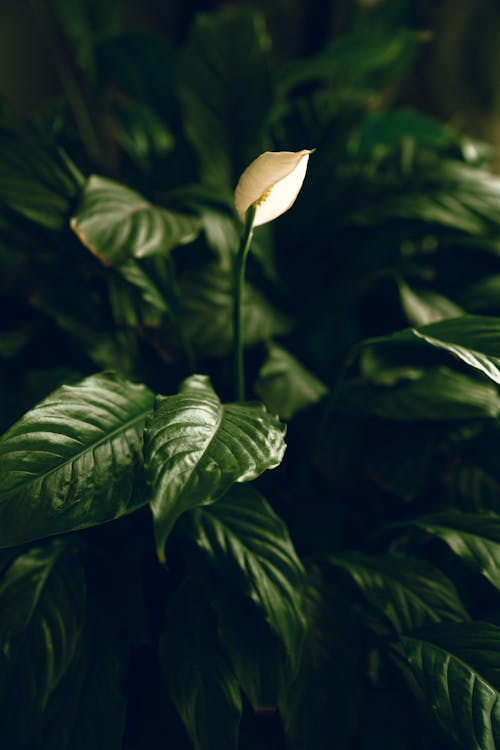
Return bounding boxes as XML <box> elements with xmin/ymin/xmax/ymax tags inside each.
<box><xmin>233</xmin><ymin>206</ymin><xmax>256</xmax><ymax>401</ymax></box>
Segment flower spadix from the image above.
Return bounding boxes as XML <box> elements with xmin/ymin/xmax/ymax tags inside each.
<box><xmin>234</xmin><ymin>149</ymin><xmax>313</xmax><ymax>227</ymax></box>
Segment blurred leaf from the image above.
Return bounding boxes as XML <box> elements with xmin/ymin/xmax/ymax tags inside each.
<box><xmin>459</xmin><ymin>275</ymin><xmax>500</xmax><ymax>314</ymax></box>
<box><xmin>160</xmin><ymin>579</ymin><xmax>242</xmax><ymax>750</ymax></box>
<box><xmin>401</xmin><ymin>621</ymin><xmax>500</xmax><ymax>750</ymax></box>
<box><xmin>398</xmin><ymin>280</ymin><xmax>464</xmax><ymax>326</ymax></box>
<box><xmin>180</xmin><ymin>263</ymin><xmax>290</xmax><ymax>358</ymax></box>
<box><xmin>71</xmin><ymin>175</ymin><xmax>200</xmax><ymax>265</ymax></box>
<box><xmin>191</xmin><ymin>484</ymin><xmax>305</xmax><ymax>664</ymax></box>
<box><xmin>254</xmin><ymin>342</ymin><xmax>328</xmax><ymax>419</ymax></box>
<box><xmin>336</xmin><ymin>367</ymin><xmax>500</xmax><ymax>421</ymax></box>
<box><xmin>112</xmin><ymin>102</ymin><xmax>175</xmax><ymax>176</ymax></box>
<box><xmin>351</xmin><ymin>109</ymin><xmax>456</xmax><ymax>155</ymax></box>
<box><xmin>279</xmin><ymin>27</ymin><xmax>419</xmax><ymax>92</ymax></box>
<box><xmin>0</xmin><ymin>540</ymin><xmax>86</xmax><ymax>746</ymax></box>
<box><xmin>179</xmin><ymin>10</ymin><xmax>273</xmax><ymax>187</ymax></box>
<box><xmin>0</xmin><ymin>131</ymin><xmax>82</xmax><ymax>229</ymax></box>
<box><xmin>320</xmin><ymin>553</ymin><xmax>467</xmax><ymax>632</ymax></box>
<box><xmin>0</xmin><ymin>323</ymin><xmax>34</xmax><ymax>358</ymax></box>
<box><xmin>403</xmin><ymin>510</ymin><xmax>500</xmax><ymax>590</ymax></box>
<box><xmin>0</xmin><ymin>372</ymin><xmax>154</xmax><ymax>547</ymax></box>
<box><xmin>144</xmin><ymin>375</ymin><xmax>286</xmax><ymax>560</ymax></box>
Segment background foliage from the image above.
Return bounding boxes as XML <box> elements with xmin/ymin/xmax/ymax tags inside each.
<box><xmin>0</xmin><ymin>1</ymin><xmax>499</xmax><ymax>748</ymax></box>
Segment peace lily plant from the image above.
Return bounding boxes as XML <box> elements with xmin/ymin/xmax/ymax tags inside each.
<box><xmin>233</xmin><ymin>149</ymin><xmax>313</xmax><ymax>399</ymax></box>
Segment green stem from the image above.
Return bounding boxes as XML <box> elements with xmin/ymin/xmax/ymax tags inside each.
<box><xmin>233</xmin><ymin>206</ymin><xmax>256</xmax><ymax>401</ymax></box>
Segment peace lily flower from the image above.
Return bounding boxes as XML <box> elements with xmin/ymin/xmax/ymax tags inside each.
<box><xmin>234</xmin><ymin>149</ymin><xmax>313</xmax><ymax>227</ymax></box>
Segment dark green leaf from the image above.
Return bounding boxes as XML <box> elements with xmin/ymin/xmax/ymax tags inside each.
<box><xmin>70</xmin><ymin>175</ymin><xmax>200</xmax><ymax>266</ymax></box>
<box><xmin>0</xmin><ymin>540</ymin><xmax>86</xmax><ymax>746</ymax></box>
<box><xmin>373</xmin><ymin>315</ymin><xmax>500</xmax><ymax>386</ymax></box>
<box><xmin>179</xmin><ymin>10</ymin><xmax>273</xmax><ymax>187</ymax></box>
<box><xmin>144</xmin><ymin>375</ymin><xmax>286</xmax><ymax>560</ymax></box>
<box><xmin>0</xmin><ymin>132</ymin><xmax>82</xmax><ymax>230</ymax></box>
<box><xmin>401</xmin><ymin>621</ymin><xmax>500</xmax><ymax>750</ymax></box>
<box><xmin>352</xmin><ymin>109</ymin><xmax>455</xmax><ymax>155</ymax></box>
<box><xmin>0</xmin><ymin>372</ymin><xmax>154</xmax><ymax>547</ymax></box>
<box><xmin>254</xmin><ymin>342</ymin><xmax>328</xmax><ymax>419</ymax></box>
<box><xmin>321</xmin><ymin>553</ymin><xmax>467</xmax><ymax>632</ymax></box>
<box><xmin>404</xmin><ymin>510</ymin><xmax>500</xmax><ymax>590</ymax></box>
<box><xmin>398</xmin><ymin>280</ymin><xmax>464</xmax><ymax>326</ymax></box>
<box><xmin>180</xmin><ymin>264</ymin><xmax>290</xmax><ymax>358</ymax></box>
<box><xmin>160</xmin><ymin>579</ymin><xmax>242</xmax><ymax>750</ymax></box>
<box><xmin>337</xmin><ymin>367</ymin><xmax>500</xmax><ymax>421</ymax></box>
<box><xmin>191</xmin><ymin>485</ymin><xmax>305</xmax><ymax>664</ymax></box>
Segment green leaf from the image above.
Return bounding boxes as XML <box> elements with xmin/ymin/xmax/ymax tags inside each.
<box><xmin>321</xmin><ymin>553</ymin><xmax>467</xmax><ymax>633</ymax></box>
<box><xmin>404</xmin><ymin>510</ymin><xmax>500</xmax><ymax>590</ymax></box>
<box><xmin>279</xmin><ymin>567</ymin><xmax>362</xmax><ymax>750</ymax></box>
<box><xmin>179</xmin><ymin>10</ymin><xmax>273</xmax><ymax>187</ymax></box>
<box><xmin>254</xmin><ymin>342</ymin><xmax>328</xmax><ymax>419</ymax></box>
<box><xmin>33</xmin><ymin>630</ymin><xmax>128</xmax><ymax>750</ymax></box>
<box><xmin>398</xmin><ymin>280</ymin><xmax>464</xmax><ymax>326</ymax></box>
<box><xmin>0</xmin><ymin>540</ymin><xmax>86</xmax><ymax>746</ymax></box>
<box><xmin>373</xmin><ymin>315</ymin><xmax>500</xmax><ymax>386</ymax></box>
<box><xmin>0</xmin><ymin>131</ymin><xmax>82</xmax><ymax>230</ymax></box>
<box><xmin>160</xmin><ymin>579</ymin><xmax>242</xmax><ymax>750</ymax></box>
<box><xmin>352</xmin><ymin>109</ymin><xmax>456</xmax><ymax>155</ymax></box>
<box><xmin>337</xmin><ymin>367</ymin><xmax>500</xmax><ymax>421</ymax></box>
<box><xmin>0</xmin><ymin>372</ymin><xmax>155</xmax><ymax>547</ymax></box>
<box><xmin>144</xmin><ymin>375</ymin><xmax>286</xmax><ymax>560</ymax></box>
<box><xmin>180</xmin><ymin>264</ymin><xmax>290</xmax><ymax>358</ymax></box>
<box><xmin>191</xmin><ymin>485</ymin><xmax>305</xmax><ymax>664</ymax></box>
<box><xmin>70</xmin><ymin>175</ymin><xmax>200</xmax><ymax>266</ymax></box>
<box><xmin>401</xmin><ymin>621</ymin><xmax>500</xmax><ymax>750</ymax></box>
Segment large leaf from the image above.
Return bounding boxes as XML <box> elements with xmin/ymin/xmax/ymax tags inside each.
<box><xmin>404</xmin><ymin>510</ymin><xmax>500</xmax><ymax>590</ymax></box>
<box><xmin>191</xmin><ymin>485</ymin><xmax>305</xmax><ymax>663</ymax></box>
<box><xmin>0</xmin><ymin>540</ymin><xmax>86</xmax><ymax>746</ymax></box>
<box><xmin>401</xmin><ymin>621</ymin><xmax>500</xmax><ymax>750</ymax></box>
<box><xmin>254</xmin><ymin>342</ymin><xmax>328</xmax><ymax>419</ymax></box>
<box><xmin>398</xmin><ymin>280</ymin><xmax>464</xmax><ymax>326</ymax></box>
<box><xmin>70</xmin><ymin>175</ymin><xmax>200</xmax><ymax>266</ymax></box>
<box><xmin>0</xmin><ymin>131</ymin><xmax>82</xmax><ymax>230</ymax></box>
<box><xmin>160</xmin><ymin>579</ymin><xmax>242</xmax><ymax>750</ymax></box>
<box><xmin>372</xmin><ymin>315</ymin><xmax>500</xmax><ymax>386</ymax></box>
<box><xmin>180</xmin><ymin>263</ymin><xmax>290</xmax><ymax>358</ymax></box>
<box><xmin>0</xmin><ymin>372</ymin><xmax>155</xmax><ymax>547</ymax></box>
<box><xmin>321</xmin><ymin>553</ymin><xmax>467</xmax><ymax>633</ymax></box>
<box><xmin>179</xmin><ymin>10</ymin><xmax>273</xmax><ymax>187</ymax></box>
<box><xmin>144</xmin><ymin>375</ymin><xmax>286</xmax><ymax>560</ymax></box>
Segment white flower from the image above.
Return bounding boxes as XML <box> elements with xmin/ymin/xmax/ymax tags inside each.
<box><xmin>234</xmin><ymin>149</ymin><xmax>313</xmax><ymax>227</ymax></box>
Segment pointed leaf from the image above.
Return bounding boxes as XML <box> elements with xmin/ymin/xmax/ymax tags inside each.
<box><xmin>398</xmin><ymin>280</ymin><xmax>464</xmax><ymax>326</ymax></box>
<box><xmin>70</xmin><ymin>175</ymin><xmax>200</xmax><ymax>266</ymax></box>
<box><xmin>0</xmin><ymin>372</ymin><xmax>155</xmax><ymax>547</ymax></box>
<box><xmin>192</xmin><ymin>485</ymin><xmax>305</xmax><ymax>663</ymax></box>
<box><xmin>0</xmin><ymin>541</ymin><xmax>86</xmax><ymax>745</ymax></box>
<box><xmin>160</xmin><ymin>579</ymin><xmax>242</xmax><ymax>750</ymax></box>
<box><xmin>321</xmin><ymin>553</ymin><xmax>467</xmax><ymax>632</ymax></box>
<box><xmin>401</xmin><ymin>621</ymin><xmax>500</xmax><ymax>750</ymax></box>
<box><xmin>404</xmin><ymin>510</ymin><xmax>500</xmax><ymax>590</ymax></box>
<box><xmin>144</xmin><ymin>375</ymin><xmax>286</xmax><ymax>560</ymax></box>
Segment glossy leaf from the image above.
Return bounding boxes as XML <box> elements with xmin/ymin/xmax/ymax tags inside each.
<box><xmin>145</xmin><ymin>375</ymin><xmax>286</xmax><ymax>560</ymax></box>
<box><xmin>321</xmin><ymin>553</ymin><xmax>467</xmax><ymax>632</ymax></box>
<box><xmin>160</xmin><ymin>579</ymin><xmax>242</xmax><ymax>750</ymax></box>
<box><xmin>179</xmin><ymin>11</ymin><xmax>273</xmax><ymax>187</ymax></box>
<box><xmin>404</xmin><ymin>510</ymin><xmax>500</xmax><ymax>590</ymax></box>
<box><xmin>254</xmin><ymin>342</ymin><xmax>328</xmax><ymax>419</ymax></box>
<box><xmin>191</xmin><ymin>485</ymin><xmax>305</xmax><ymax>663</ymax></box>
<box><xmin>70</xmin><ymin>175</ymin><xmax>200</xmax><ymax>266</ymax></box>
<box><xmin>0</xmin><ymin>541</ymin><xmax>86</xmax><ymax>746</ymax></box>
<box><xmin>401</xmin><ymin>621</ymin><xmax>500</xmax><ymax>750</ymax></box>
<box><xmin>0</xmin><ymin>372</ymin><xmax>155</xmax><ymax>547</ymax></box>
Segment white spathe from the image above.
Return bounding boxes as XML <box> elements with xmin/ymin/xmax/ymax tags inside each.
<box><xmin>234</xmin><ymin>149</ymin><xmax>312</xmax><ymax>227</ymax></box>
